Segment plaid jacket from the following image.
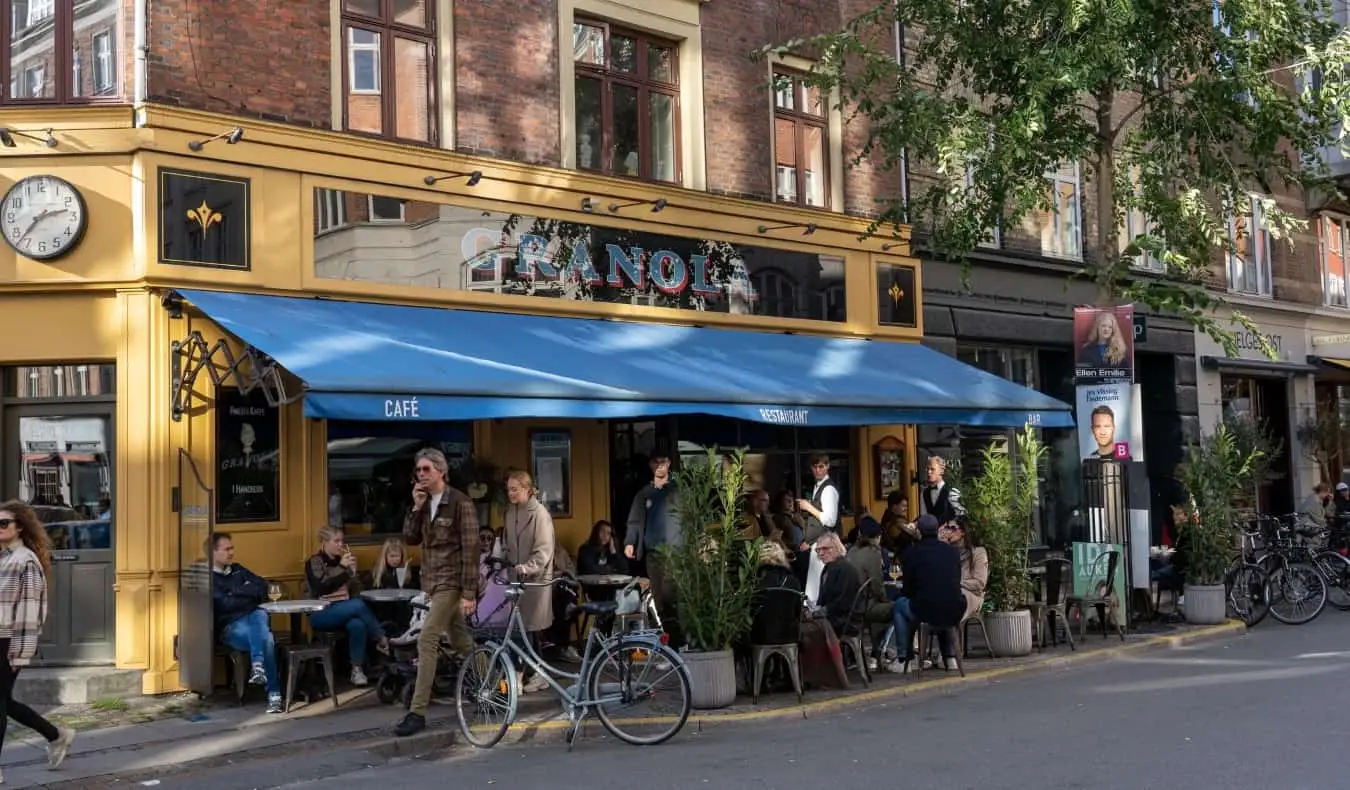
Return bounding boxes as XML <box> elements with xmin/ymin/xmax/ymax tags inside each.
<box><xmin>403</xmin><ymin>486</ymin><xmax>480</xmax><ymax>599</ymax></box>
<box><xmin>0</xmin><ymin>545</ymin><xmax>46</xmax><ymax>666</ymax></box>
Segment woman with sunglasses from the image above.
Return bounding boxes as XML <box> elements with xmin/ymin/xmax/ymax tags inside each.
<box><xmin>0</xmin><ymin>501</ymin><xmax>74</xmax><ymax>781</ymax></box>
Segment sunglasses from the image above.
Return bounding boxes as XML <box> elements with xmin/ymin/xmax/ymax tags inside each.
<box><xmin>414</xmin><ymin>465</ymin><xmax>435</xmax><ymax>473</ymax></box>
<box><xmin>0</xmin><ymin>519</ymin><xmax>17</xmax><ymax>529</ymax></box>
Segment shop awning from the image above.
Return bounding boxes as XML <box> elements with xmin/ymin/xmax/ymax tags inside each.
<box><xmin>174</xmin><ymin>289</ymin><xmax>1074</xmax><ymax>428</ymax></box>
<box><xmin>1311</xmin><ymin>356</ymin><xmax>1350</xmax><ymax>374</ymax></box>
<box><xmin>1200</xmin><ymin>355</ymin><xmax>1318</xmax><ymax>377</ymax></box>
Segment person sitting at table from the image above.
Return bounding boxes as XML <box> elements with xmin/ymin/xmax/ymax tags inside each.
<box><xmin>577</xmin><ymin>520</ymin><xmax>628</xmax><ymax>582</ymax></box>
<box><xmin>737</xmin><ymin>542</ymin><xmax>805</xmax><ymax>689</ymax></box>
<box><xmin>814</xmin><ymin>532</ymin><xmax>862</xmax><ymax>638</ymax></box>
<box><xmin>879</xmin><ymin>492</ymin><xmax>918</xmax><ymax>557</ymax></box>
<box><xmin>883</xmin><ymin>515</ymin><xmax>965</xmax><ymax>673</ymax></box>
<box><xmin>210</xmin><ymin>532</ymin><xmax>282</xmax><ymax>713</ymax></box>
<box><xmin>371</xmin><ymin>537</ymin><xmax>420</xmax><ymax>591</ymax></box>
<box><xmin>304</xmin><ymin>526</ymin><xmax>390</xmax><ymax>687</ymax></box>
<box><xmin>846</xmin><ymin>517</ymin><xmax>895</xmax><ymax>661</ymax></box>
<box><xmin>940</xmin><ymin>516</ymin><xmax>988</xmax><ymax>622</ymax></box>
<box><xmin>545</xmin><ymin>539</ymin><xmax>583</xmax><ymax>663</ymax></box>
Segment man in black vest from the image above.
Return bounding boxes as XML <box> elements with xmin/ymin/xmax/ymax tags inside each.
<box><xmin>920</xmin><ymin>456</ymin><xmax>960</xmax><ymax>524</ymax></box>
<box><xmin>796</xmin><ymin>453</ymin><xmax>840</xmax><ymax>550</ymax></box>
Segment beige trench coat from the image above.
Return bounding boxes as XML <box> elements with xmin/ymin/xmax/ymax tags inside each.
<box><xmin>960</xmin><ymin>546</ymin><xmax>989</xmax><ymax>621</ymax></box>
<box><xmin>503</xmin><ymin>497</ymin><xmax>555</xmax><ymax>632</ymax></box>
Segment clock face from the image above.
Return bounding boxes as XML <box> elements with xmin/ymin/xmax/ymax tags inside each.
<box><xmin>1</xmin><ymin>176</ymin><xmax>88</xmax><ymax>261</ymax></box>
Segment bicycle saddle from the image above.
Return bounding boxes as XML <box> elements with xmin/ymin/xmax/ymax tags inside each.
<box><xmin>567</xmin><ymin>600</ymin><xmax>618</xmax><ymax>619</ymax></box>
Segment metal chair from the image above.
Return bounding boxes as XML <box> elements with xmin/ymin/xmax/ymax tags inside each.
<box><xmin>1065</xmin><ymin>550</ymin><xmax>1125</xmax><ymax>641</ymax></box>
<box><xmin>1034</xmin><ymin>558</ymin><xmax>1075</xmax><ymax>650</ymax></box>
<box><xmin>915</xmin><ymin>621</ymin><xmax>965</xmax><ymax>679</ymax></box>
<box><xmin>960</xmin><ymin>612</ymin><xmax>995</xmax><ymax>659</ymax></box>
<box><xmin>837</xmin><ymin>585</ymin><xmax>873</xmax><ymax>687</ymax></box>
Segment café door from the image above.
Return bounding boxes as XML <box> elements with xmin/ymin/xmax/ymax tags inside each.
<box><xmin>4</xmin><ymin>405</ymin><xmax>116</xmax><ymax>663</ymax></box>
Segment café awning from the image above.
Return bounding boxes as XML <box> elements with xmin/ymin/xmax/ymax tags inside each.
<box><xmin>173</xmin><ymin>289</ymin><xmax>1074</xmax><ymax>428</ymax></box>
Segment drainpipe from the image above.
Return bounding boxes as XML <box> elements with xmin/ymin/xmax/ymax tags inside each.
<box><xmin>133</xmin><ymin>0</ymin><xmax>148</xmax><ymax>106</ymax></box>
<box><xmin>892</xmin><ymin>2</ymin><xmax>910</xmax><ymax>222</ymax></box>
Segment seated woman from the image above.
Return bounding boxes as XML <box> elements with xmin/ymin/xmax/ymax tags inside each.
<box><xmin>304</xmin><ymin>526</ymin><xmax>389</xmax><ymax>686</ymax></box>
<box><xmin>368</xmin><ymin>537</ymin><xmax>420</xmax><ymax>633</ymax></box>
<box><xmin>941</xmin><ymin>517</ymin><xmax>988</xmax><ymax>622</ymax></box>
<box><xmin>576</xmin><ymin>520</ymin><xmax>629</xmax><ymax>603</ymax></box>
<box><xmin>750</xmin><ymin>542</ymin><xmax>804</xmax><ymax>645</ymax></box>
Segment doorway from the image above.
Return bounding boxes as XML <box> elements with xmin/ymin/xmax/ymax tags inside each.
<box><xmin>4</xmin><ymin>405</ymin><xmax>116</xmax><ymax>663</ymax></box>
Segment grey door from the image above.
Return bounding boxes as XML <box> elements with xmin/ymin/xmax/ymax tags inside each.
<box><xmin>5</xmin><ymin>406</ymin><xmax>116</xmax><ymax>663</ymax></box>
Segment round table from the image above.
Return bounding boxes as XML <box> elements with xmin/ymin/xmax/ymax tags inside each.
<box><xmin>360</xmin><ymin>588</ymin><xmax>422</xmax><ymax>603</ymax></box>
<box><xmin>261</xmin><ymin>599</ymin><xmax>329</xmax><ymax>644</ymax></box>
<box><xmin>576</xmin><ymin>574</ymin><xmax>637</xmax><ymax>588</ymax></box>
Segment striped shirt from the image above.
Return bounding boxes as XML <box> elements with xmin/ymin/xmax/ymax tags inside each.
<box><xmin>0</xmin><ymin>545</ymin><xmax>46</xmax><ymax>666</ymax></box>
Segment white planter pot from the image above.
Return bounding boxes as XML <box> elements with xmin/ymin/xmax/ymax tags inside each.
<box><xmin>984</xmin><ymin>610</ymin><xmax>1034</xmax><ymax>657</ymax></box>
<box><xmin>1184</xmin><ymin>583</ymin><xmax>1228</xmax><ymax>625</ymax></box>
<box><xmin>681</xmin><ymin>649</ymin><xmax>737</xmax><ymax>710</ymax></box>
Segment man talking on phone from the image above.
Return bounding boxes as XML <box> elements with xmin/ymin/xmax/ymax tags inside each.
<box><xmin>394</xmin><ymin>448</ymin><xmax>480</xmax><ymax>737</ymax></box>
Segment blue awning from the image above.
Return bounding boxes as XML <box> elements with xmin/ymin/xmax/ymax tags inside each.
<box><xmin>175</xmin><ymin>289</ymin><xmax>1074</xmax><ymax>428</ymax></box>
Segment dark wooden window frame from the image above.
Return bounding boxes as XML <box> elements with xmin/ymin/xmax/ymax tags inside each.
<box><xmin>772</xmin><ymin>69</ymin><xmax>830</xmax><ymax>210</ymax></box>
<box><xmin>340</xmin><ymin>0</ymin><xmax>439</xmax><ymax>146</ymax></box>
<box><xmin>1</xmin><ymin>0</ymin><xmax>123</xmax><ymax>105</ymax></box>
<box><xmin>573</xmin><ymin>17</ymin><xmax>682</xmax><ymax>184</ymax></box>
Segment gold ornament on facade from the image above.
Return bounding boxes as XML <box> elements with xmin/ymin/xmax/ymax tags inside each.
<box><xmin>888</xmin><ymin>281</ymin><xmax>905</xmax><ymax>305</ymax></box>
<box><xmin>187</xmin><ymin>201</ymin><xmax>223</xmax><ymax>233</ymax></box>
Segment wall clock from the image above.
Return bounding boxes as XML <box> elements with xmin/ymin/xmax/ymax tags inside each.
<box><xmin>1</xmin><ymin>175</ymin><xmax>89</xmax><ymax>261</ymax></box>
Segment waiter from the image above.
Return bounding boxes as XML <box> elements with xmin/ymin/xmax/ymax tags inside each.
<box><xmin>920</xmin><ymin>456</ymin><xmax>960</xmax><ymax>524</ymax></box>
<box><xmin>797</xmin><ymin>453</ymin><xmax>840</xmax><ymax>549</ymax></box>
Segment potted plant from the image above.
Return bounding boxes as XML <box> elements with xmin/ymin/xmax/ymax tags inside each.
<box><xmin>1176</xmin><ymin>423</ymin><xmax>1264</xmax><ymax>624</ymax></box>
<box><xmin>952</xmin><ymin>425</ymin><xmax>1047</xmax><ymax>657</ymax></box>
<box><xmin>661</xmin><ymin>447</ymin><xmax>763</xmax><ymax>709</ymax></box>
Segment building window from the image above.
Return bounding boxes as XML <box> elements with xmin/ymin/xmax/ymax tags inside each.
<box><xmin>341</xmin><ymin>0</ymin><xmax>436</xmax><ymax>144</ymax></box>
<box><xmin>572</xmin><ymin>19</ymin><xmax>679</xmax><ymax>183</ymax></box>
<box><xmin>1322</xmin><ymin>214</ymin><xmax>1349</xmax><ymax>308</ymax></box>
<box><xmin>772</xmin><ymin>70</ymin><xmax>828</xmax><ymax>209</ymax></box>
<box><xmin>1037</xmin><ymin>162</ymin><xmax>1081</xmax><ymax>259</ymax></box>
<box><xmin>315</xmin><ymin>189</ymin><xmax>348</xmax><ymax>234</ymax></box>
<box><xmin>367</xmin><ymin>195</ymin><xmax>405</xmax><ymax>223</ymax></box>
<box><xmin>1227</xmin><ymin>194</ymin><xmax>1272</xmax><ymax>296</ymax></box>
<box><xmin>4</xmin><ymin>0</ymin><xmax>121</xmax><ymax>103</ymax></box>
<box><xmin>963</xmin><ymin>164</ymin><xmax>1001</xmax><ymax>249</ymax></box>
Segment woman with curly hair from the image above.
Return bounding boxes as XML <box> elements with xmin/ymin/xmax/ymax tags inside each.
<box><xmin>1077</xmin><ymin>309</ymin><xmax>1129</xmax><ymax>368</ymax></box>
<box><xmin>0</xmin><ymin>500</ymin><xmax>74</xmax><ymax>780</ymax></box>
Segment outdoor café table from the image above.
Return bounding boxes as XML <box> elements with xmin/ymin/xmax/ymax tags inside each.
<box><xmin>260</xmin><ymin>599</ymin><xmax>330</xmax><ymax>645</ymax></box>
<box><xmin>576</xmin><ymin>574</ymin><xmax>639</xmax><ymax>632</ymax></box>
<box><xmin>360</xmin><ymin>588</ymin><xmax>422</xmax><ymax>604</ymax></box>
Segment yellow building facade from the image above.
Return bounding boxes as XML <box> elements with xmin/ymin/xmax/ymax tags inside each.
<box><xmin>0</xmin><ymin>105</ymin><xmax>937</xmax><ymax>694</ymax></box>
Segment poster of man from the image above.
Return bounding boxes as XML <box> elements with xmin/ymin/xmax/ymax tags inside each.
<box><xmin>1073</xmin><ymin>305</ymin><xmax>1135</xmax><ymax>383</ymax></box>
<box><xmin>1076</xmin><ymin>382</ymin><xmax>1134</xmax><ymax>461</ymax></box>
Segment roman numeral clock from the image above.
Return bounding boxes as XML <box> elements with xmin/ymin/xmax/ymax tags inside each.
<box><xmin>1</xmin><ymin>176</ymin><xmax>89</xmax><ymax>261</ymax></box>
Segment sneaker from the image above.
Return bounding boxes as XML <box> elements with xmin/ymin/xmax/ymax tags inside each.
<box><xmin>266</xmin><ymin>693</ymin><xmax>283</xmax><ymax>714</ymax></box>
<box><xmin>351</xmin><ymin>666</ymin><xmax>369</xmax><ymax>686</ymax></box>
<box><xmin>523</xmin><ymin>674</ymin><xmax>549</xmax><ymax>693</ymax></box>
<box><xmin>943</xmin><ymin>657</ymin><xmax>959</xmax><ymax>672</ymax></box>
<box><xmin>248</xmin><ymin>663</ymin><xmax>267</xmax><ymax>686</ymax></box>
<box><xmin>882</xmin><ymin>660</ymin><xmax>906</xmax><ymax>674</ymax></box>
<box><xmin>560</xmin><ymin>646</ymin><xmax>582</xmax><ymax>663</ymax></box>
<box><xmin>866</xmin><ymin>658</ymin><xmax>878</xmax><ymax>673</ymax></box>
<box><xmin>47</xmin><ymin>727</ymin><xmax>75</xmax><ymax>769</ymax></box>
<box><xmin>394</xmin><ymin>712</ymin><xmax>426</xmax><ymax>737</ymax></box>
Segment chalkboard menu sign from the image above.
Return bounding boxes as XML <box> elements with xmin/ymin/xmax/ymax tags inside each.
<box><xmin>216</xmin><ymin>387</ymin><xmax>280</xmax><ymax>523</ymax></box>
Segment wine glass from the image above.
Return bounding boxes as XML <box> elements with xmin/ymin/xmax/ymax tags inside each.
<box><xmin>267</xmin><ymin>582</ymin><xmax>283</xmax><ymax>603</ymax></box>
<box><xmin>888</xmin><ymin>564</ymin><xmax>901</xmax><ymax>582</ymax></box>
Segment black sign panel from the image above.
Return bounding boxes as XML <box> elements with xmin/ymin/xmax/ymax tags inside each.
<box><xmin>159</xmin><ymin>168</ymin><xmax>251</xmax><ymax>270</ymax></box>
<box><xmin>215</xmin><ymin>388</ymin><xmax>280</xmax><ymax>523</ymax></box>
<box><xmin>876</xmin><ymin>262</ymin><xmax>918</xmax><ymax>328</ymax></box>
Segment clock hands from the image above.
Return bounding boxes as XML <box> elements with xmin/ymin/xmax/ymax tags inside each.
<box><xmin>16</xmin><ymin>208</ymin><xmax>68</xmax><ymax>245</ymax></box>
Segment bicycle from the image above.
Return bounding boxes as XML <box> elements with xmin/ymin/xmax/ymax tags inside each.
<box><xmin>1254</xmin><ymin>514</ymin><xmax>1331</xmax><ymax>625</ymax></box>
<box><xmin>455</xmin><ymin>568</ymin><xmax>692</xmax><ymax>750</ymax></box>
<box><xmin>1223</xmin><ymin>526</ymin><xmax>1270</xmax><ymax>627</ymax></box>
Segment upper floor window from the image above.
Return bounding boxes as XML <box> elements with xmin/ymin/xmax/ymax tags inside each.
<box><xmin>963</xmin><ymin>163</ymin><xmax>1001</xmax><ymax>249</ymax></box>
<box><xmin>3</xmin><ymin>0</ymin><xmax>121</xmax><ymax>104</ymax></box>
<box><xmin>1227</xmin><ymin>194</ymin><xmax>1272</xmax><ymax>296</ymax></box>
<box><xmin>1322</xmin><ymin>215</ymin><xmax>1349</xmax><ymax>308</ymax></box>
<box><xmin>772</xmin><ymin>71</ymin><xmax>828</xmax><ymax>209</ymax></box>
<box><xmin>1120</xmin><ymin>169</ymin><xmax>1162</xmax><ymax>272</ymax></box>
<box><xmin>572</xmin><ymin>19</ymin><xmax>679</xmax><ymax>183</ymax></box>
<box><xmin>1035</xmin><ymin>162</ymin><xmax>1081</xmax><ymax>260</ymax></box>
<box><xmin>340</xmin><ymin>0</ymin><xmax>436</xmax><ymax>145</ymax></box>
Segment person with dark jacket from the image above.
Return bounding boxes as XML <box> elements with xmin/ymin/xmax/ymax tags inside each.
<box><xmin>750</xmin><ymin>543</ymin><xmax>805</xmax><ymax>644</ymax></box>
<box><xmin>884</xmin><ymin>515</ymin><xmax>965</xmax><ymax>673</ymax></box>
<box><xmin>304</xmin><ymin>526</ymin><xmax>389</xmax><ymax>688</ymax></box>
<box><xmin>814</xmin><ymin>533</ymin><xmax>862</xmax><ymax>637</ymax></box>
<box><xmin>210</xmin><ymin>532</ymin><xmax>282</xmax><ymax>713</ymax></box>
<box><xmin>847</xmin><ymin>517</ymin><xmax>895</xmax><ymax>653</ymax></box>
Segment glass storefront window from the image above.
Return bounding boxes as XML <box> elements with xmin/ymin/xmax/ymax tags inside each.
<box><xmin>326</xmin><ymin>421</ymin><xmax>472</xmax><ymax>539</ymax></box>
<box><xmin>6</xmin><ymin>364</ymin><xmax>115</xmax><ymax>399</ymax></box>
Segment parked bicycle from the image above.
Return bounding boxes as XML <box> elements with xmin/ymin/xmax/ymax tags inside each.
<box><xmin>455</xmin><ymin>564</ymin><xmax>692</xmax><ymax>750</ymax></box>
<box><xmin>1223</xmin><ymin>524</ymin><xmax>1270</xmax><ymax>627</ymax></box>
<box><xmin>1252</xmin><ymin>514</ymin><xmax>1339</xmax><ymax>625</ymax></box>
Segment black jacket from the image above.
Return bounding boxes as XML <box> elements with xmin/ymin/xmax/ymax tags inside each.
<box><xmin>920</xmin><ymin>483</ymin><xmax>959</xmax><ymax>524</ymax></box>
<box><xmin>212</xmin><ymin>563</ymin><xmax>267</xmax><ymax>629</ymax></box>
<box><xmin>377</xmin><ymin>564</ymin><xmax>421</xmax><ymax>590</ymax></box>
<box><xmin>751</xmin><ymin>565</ymin><xmax>804</xmax><ymax>645</ymax></box>
<box><xmin>577</xmin><ymin>544</ymin><xmax>628</xmax><ymax>577</ymax></box>
<box><xmin>901</xmin><ymin>537</ymin><xmax>965</xmax><ymax>629</ymax></box>
<box><xmin>818</xmin><ymin>557</ymin><xmax>863</xmax><ymax>636</ymax></box>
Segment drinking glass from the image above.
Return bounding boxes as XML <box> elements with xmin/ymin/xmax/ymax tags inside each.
<box><xmin>267</xmin><ymin>582</ymin><xmax>283</xmax><ymax>603</ymax></box>
<box><xmin>888</xmin><ymin>564</ymin><xmax>901</xmax><ymax>582</ymax></box>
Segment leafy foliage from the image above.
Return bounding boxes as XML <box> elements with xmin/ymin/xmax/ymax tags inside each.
<box><xmin>1177</xmin><ymin>422</ymin><xmax>1265</xmax><ymax>585</ymax></box>
<box><xmin>1221</xmin><ymin>412</ymin><xmax>1285</xmax><ymax>508</ymax></box>
<box><xmin>948</xmin><ymin>426</ymin><xmax>1048</xmax><ymax>611</ymax></box>
<box><xmin>766</xmin><ymin>0</ymin><xmax>1350</xmax><ymax>352</ymax></box>
<box><xmin>661</xmin><ymin>448</ymin><xmax>764</xmax><ymax>652</ymax></box>
<box><xmin>1295</xmin><ymin>401</ymin><xmax>1345</xmax><ymax>485</ymax></box>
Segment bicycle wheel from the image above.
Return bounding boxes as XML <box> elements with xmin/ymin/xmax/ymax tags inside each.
<box><xmin>455</xmin><ymin>644</ymin><xmax>518</xmax><ymax>749</ymax></box>
<box><xmin>1268</xmin><ymin>562</ymin><xmax>1327</xmax><ymax>625</ymax></box>
<box><xmin>1224</xmin><ymin>562</ymin><xmax>1270</xmax><ymax>627</ymax></box>
<box><xmin>587</xmin><ymin>640</ymin><xmax>691</xmax><ymax>746</ymax></box>
<box><xmin>1313</xmin><ymin>550</ymin><xmax>1350</xmax><ymax>611</ymax></box>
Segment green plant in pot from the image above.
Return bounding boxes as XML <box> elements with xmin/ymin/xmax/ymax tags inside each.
<box><xmin>660</xmin><ymin>447</ymin><xmax>763</xmax><ymax>709</ymax></box>
<box><xmin>950</xmin><ymin>425</ymin><xmax>1047</xmax><ymax>657</ymax></box>
<box><xmin>1175</xmin><ymin>422</ymin><xmax>1263</xmax><ymax>624</ymax></box>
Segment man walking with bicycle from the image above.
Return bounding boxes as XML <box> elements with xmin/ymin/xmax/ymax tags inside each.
<box><xmin>394</xmin><ymin>448</ymin><xmax>479</xmax><ymax>738</ymax></box>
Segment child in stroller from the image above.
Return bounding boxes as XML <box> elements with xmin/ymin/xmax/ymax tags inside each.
<box><xmin>374</xmin><ymin>588</ymin><xmax>514</xmax><ymax>706</ymax></box>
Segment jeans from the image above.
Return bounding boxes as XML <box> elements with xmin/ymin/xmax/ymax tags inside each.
<box><xmin>410</xmin><ymin>590</ymin><xmax>474</xmax><ymax>717</ymax></box>
<box><xmin>220</xmin><ymin>609</ymin><xmax>280</xmax><ymax>695</ymax></box>
<box><xmin>309</xmin><ymin>599</ymin><xmax>385</xmax><ymax>666</ymax></box>
<box><xmin>890</xmin><ymin>596</ymin><xmax>917</xmax><ymax>660</ymax></box>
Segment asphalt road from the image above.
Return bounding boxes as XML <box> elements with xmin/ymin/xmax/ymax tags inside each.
<box><xmin>159</xmin><ymin>616</ymin><xmax>1350</xmax><ymax>789</ymax></box>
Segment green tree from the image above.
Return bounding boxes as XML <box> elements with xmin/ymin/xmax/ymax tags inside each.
<box><xmin>768</xmin><ymin>0</ymin><xmax>1350</xmax><ymax>352</ymax></box>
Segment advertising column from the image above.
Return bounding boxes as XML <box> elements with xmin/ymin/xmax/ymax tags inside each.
<box><xmin>1073</xmin><ymin>306</ymin><xmax>1145</xmax><ymax>610</ymax></box>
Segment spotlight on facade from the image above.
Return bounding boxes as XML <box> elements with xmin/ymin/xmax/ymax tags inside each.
<box><xmin>0</xmin><ymin>127</ymin><xmax>55</xmax><ymax>148</ymax></box>
<box><xmin>581</xmin><ymin>197</ymin><xmax>596</xmax><ymax>213</ymax></box>
<box><xmin>607</xmin><ymin>197</ymin><xmax>670</xmax><ymax>213</ymax></box>
<box><xmin>161</xmin><ymin>291</ymin><xmax>185</xmax><ymax>319</ymax></box>
<box><xmin>423</xmin><ymin>169</ymin><xmax>483</xmax><ymax>186</ymax></box>
<box><xmin>881</xmin><ymin>242</ymin><xmax>904</xmax><ymax>251</ymax></box>
<box><xmin>188</xmin><ymin>126</ymin><xmax>245</xmax><ymax>151</ymax></box>
<box><xmin>757</xmin><ymin>221</ymin><xmax>817</xmax><ymax>235</ymax></box>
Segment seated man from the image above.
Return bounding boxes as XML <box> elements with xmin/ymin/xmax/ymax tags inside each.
<box><xmin>884</xmin><ymin>515</ymin><xmax>965</xmax><ymax>673</ymax></box>
<box><xmin>814</xmin><ymin>532</ymin><xmax>862</xmax><ymax>638</ymax></box>
<box><xmin>210</xmin><ymin>532</ymin><xmax>282</xmax><ymax>713</ymax></box>
<box><xmin>845</xmin><ymin>517</ymin><xmax>895</xmax><ymax>658</ymax></box>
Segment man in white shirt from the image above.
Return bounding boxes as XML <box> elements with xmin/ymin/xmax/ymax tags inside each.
<box><xmin>797</xmin><ymin>453</ymin><xmax>840</xmax><ymax>549</ymax></box>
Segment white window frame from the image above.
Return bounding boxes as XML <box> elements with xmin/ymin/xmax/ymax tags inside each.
<box><xmin>1042</xmin><ymin>162</ymin><xmax>1082</xmax><ymax>260</ymax></box>
<box><xmin>72</xmin><ymin>47</ymin><xmax>82</xmax><ymax>96</ymax></box>
<box><xmin>315</xmin><ymin>189</ymin><xmax>348</xmax><ymax>233</ymax></box>
<box><xmin>366</xmin><ymin>194</ymin><xmax>405</xmax><ymax>223</ymax></box>
<box><xmin>24</xmin><ymin>65</ymin><xmax>44</xmax><ymax>99</ymax></box>
<box><xmin>1322</xmin><ymin>214</ymin><xmax>1350</xmax><ymax>308</ymax></box>
<box><xmin>92</xmin><ymin>30</ymin><xmax>115</xmax><ymax>95</ymax></box>
<box><xmin>27</xmin><ymin>0</ymin><xmax>54</xmax><ymax>26</ymax></box>
<box><xmin>347</xmin><ymin>27</ymin><xmax>381</xmax><ymax>94</ymax></box>
<box><xmin>1226</xmin><ymin>193</ymin><xmax>1273</xmax><ymax>297</ymax></box>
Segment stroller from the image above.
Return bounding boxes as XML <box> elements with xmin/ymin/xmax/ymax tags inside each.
<box><xmin>373</xmin><ymin>591</ymin><xmax>512</xmax><ymax>707</ymax></box>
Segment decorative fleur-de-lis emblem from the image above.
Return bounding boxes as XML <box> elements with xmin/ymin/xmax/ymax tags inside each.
<box><xmin>186</xmin><ymin>200</ymin><xmax>223</xmax><ymax>233</ymax></box>
<box><xmin>888</xmin><ymin>281</ymin><xmax>905</xmax><ymax>305</ymax></box>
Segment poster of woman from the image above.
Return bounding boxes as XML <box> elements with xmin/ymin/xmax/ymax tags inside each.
<box><xmin>1073</xmin><ymin>305</ymin><xmax>1135</xmax><ymax>383</ymax></box>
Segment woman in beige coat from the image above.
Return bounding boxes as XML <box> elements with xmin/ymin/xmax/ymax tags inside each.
<box><xmin>503</xmin><ymin>470</ymin><xmax>555</xmax><ymax>693</ymax></box>
<box><xmin>942</xmin><ymin>519</ymin><xmax>988</xmax><ymax>620</ymax></box>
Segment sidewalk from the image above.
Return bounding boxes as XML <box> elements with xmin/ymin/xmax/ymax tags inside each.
<box><xmin>11</xmin><ymin>619</ymin><xmax>1245</xmax><ymax>789</ymax></box>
